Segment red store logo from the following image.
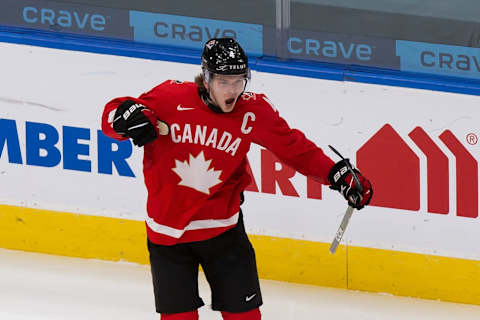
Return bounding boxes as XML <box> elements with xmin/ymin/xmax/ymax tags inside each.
<box><xmin>357</xmin><ymin>124</ymin><xmax>478</xmax><ymax>218</ymax></box>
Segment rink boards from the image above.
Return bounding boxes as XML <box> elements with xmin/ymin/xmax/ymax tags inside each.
<box><xmin>1</xmin><ymin>42</ymin><xmax>480</xmax><ymax>305</ymax></box>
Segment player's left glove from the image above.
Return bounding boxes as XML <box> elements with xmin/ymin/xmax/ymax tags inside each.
<box><xmin>328</xmin><ymin>159</ymin><xmax>373</xmax><ymax>210</ymax></box>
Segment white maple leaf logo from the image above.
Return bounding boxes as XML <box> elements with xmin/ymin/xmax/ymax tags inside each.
<box><xmin>172</xmin><ymin>151</ymin><xmax>223</xmax><ymax>195</ymax></box>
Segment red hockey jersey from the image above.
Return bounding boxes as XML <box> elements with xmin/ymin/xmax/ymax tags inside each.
<box><xmin>102</xmin><ymin>80</ymin><xmax>335</xmax><ymax>245</ymax></box>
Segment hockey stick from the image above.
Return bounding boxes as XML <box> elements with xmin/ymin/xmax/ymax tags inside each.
<box><xmin>329</xmin><ymin>206</ymin><xmax>354</xmax><ymax>254</ymax></box>
<box><xmin>328</xmin><ymin>145</ymin><xmax>363</xmax><ymax>254</ymax></box>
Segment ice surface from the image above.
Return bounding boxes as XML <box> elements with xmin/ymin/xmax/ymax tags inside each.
<box><xmin>0</xmin><ymin>248</ymin><xmax>479</xmax><ymax>320</ymax></box>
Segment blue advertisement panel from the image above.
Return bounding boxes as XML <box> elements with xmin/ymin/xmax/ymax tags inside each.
<box><xmin>396</xmin><ymin>40</ymin><xmax>480</xmax><ymax>80</ymax></box>
<box><xmin>263</xmin><ymin>28</ymin><xmax>400</xmax><ymax>69</ymax></box>
<box><xmin>0</xmin><ymin>0</ymin><xmax>132</xmax><ymax>39</ymax></box>
<box><xmin>129</xmin><ymin>11</ymin><xmax>263</xmax><ymax>56</ymax></box>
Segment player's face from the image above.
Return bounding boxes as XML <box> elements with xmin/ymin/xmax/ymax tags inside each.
<box><xmin>207</xmin><ymin>74</ymin><xmax>246</xmax><ymax>113</ymax></box>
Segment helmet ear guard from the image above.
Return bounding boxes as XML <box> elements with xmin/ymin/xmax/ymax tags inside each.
<box><xmin>202</xmin><ymin>67</ymin><xmax>212</xmax><ymax>83</ymax></box>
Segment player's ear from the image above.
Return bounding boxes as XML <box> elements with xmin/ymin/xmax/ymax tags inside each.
<box><xmin>203</xmin><ymin>79</ymin><xmax>209</xmax><ymax>91</ymax></box>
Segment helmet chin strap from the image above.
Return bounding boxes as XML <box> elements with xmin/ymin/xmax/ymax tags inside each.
<box><xmin>201</xmin><ymin>89</ymin><xmax>224</xmax><ymax>114</ymax></box>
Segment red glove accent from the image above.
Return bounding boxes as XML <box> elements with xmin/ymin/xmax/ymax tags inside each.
<box><xmin>142</xmin><ymin>108</ymin><xmax>170</xmax><ymax>136</ymax></box>
<box><xmin>328</xmin><ymin>159</ymin><xmax>373</xmax><ymax>210</ymax></box>
<box><xmin>344</xmin><ymin>171</ymin><xmax>373</xmax><ymax>209</ymax></box>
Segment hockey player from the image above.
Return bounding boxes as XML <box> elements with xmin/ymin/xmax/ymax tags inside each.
<box><xmin>101</xmin><ymin>38</ymin><xmax>372</xmax><ymax>320</ymax></box>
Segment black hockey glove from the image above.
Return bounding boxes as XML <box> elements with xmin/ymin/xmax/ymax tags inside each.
<box><xmin>328</xmin><ymin>159</ymin><xmax>373</xmax><ymax>210</ymax></box>
<box><xmin>112</xmin><ymin>100</ymin><xmax>158</xmax><ymax>147</ymax></box>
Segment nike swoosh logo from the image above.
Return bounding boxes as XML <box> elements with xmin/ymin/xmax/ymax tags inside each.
<box><xmin>177</xmin><ymin>104</ymin><xmax>195</xmax><ymax>111</ymax></box>
<box><xmin>245</xmin><ymin>294</ymin><xmax>256</xmax><ymax>302</ymax></box>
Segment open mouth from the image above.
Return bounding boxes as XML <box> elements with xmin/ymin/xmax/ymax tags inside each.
<box><xmin>225</xmin><ymin>98</ymin><xmax>235</xmax><ymax>106</ymax></box>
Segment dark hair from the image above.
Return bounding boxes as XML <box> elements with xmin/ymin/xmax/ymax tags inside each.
<box><xmin>195</xmin><ymin>72</ymin><xmax>225</xmax><ymax>113</ymax></box>
<box><xmin>195</xmin><ymin>72</ymin><xmax>209</xmax><ymax>96</ymax></box>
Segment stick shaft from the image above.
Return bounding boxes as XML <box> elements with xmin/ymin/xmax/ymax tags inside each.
<box><xmin>329</xmin><ymin>206</ymin><xmax>354</xmax><ymax>254</ymax></box>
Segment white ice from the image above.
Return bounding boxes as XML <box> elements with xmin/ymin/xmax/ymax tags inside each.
<box><xmin>1</xmin><ymin>248</ymin><xmax>479</xmax><ymax>320</ymax></box>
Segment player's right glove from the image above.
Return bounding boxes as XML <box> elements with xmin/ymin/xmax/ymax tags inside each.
<box><xmin>112</xmin><ymin>100</ymin><xmax>166</xmax><ymax>147</ymax></box>
<box><xmin>327</xmin><ymin>159</ymin><xmax>373</xmax><ymax>210</ymax></box>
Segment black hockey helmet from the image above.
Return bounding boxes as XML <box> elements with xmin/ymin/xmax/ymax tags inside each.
<box><xmin>201</xmin><ymin>38</ymin><xmax>250</xmax><ymax>80</ymax></box>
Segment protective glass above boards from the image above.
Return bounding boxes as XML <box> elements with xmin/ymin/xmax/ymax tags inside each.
<box><xmin>0</xmin><ymin>0</ymin><xmax>268</xmax><ymax>57</ymax></box>
<box><xmin>57</xmin><ymin>0</ymin><xmax>276</xmax><ymax>26</ymax></box>
<box><xmin>1</xmin><ymin>0</ymin><xmax>479</xmax><ymax>80</ymax></box>
<box><xmin>282</xmin><ymin>0</ymin><xmax>480</xmax><ymax>80</ymax></box>
<box><xmin>290</xmin><ymin>0</ymin><xmax>480</xmax><ymax>47</ymax></box>
<box><xmin>25</xmin><ymin>0</ymin><xmax>479</xmax><ymax>48</ymax></box>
